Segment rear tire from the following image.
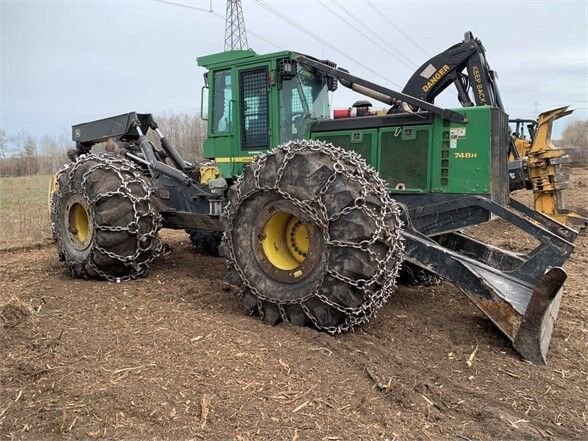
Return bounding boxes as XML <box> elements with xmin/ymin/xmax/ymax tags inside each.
<box><xmin>221</xmin><ymin>140</ymin><xmax>404</xmax><ymax>333</ymax></box>
<box><xmin>51</xmin><ymin>154</ymin><xmax>162</xmax><ymax>280</ymax></box>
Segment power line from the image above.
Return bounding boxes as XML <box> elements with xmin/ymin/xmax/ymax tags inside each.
<box><xmin>316</xmin><ymin>0</ymin><xmax>414</xmax><ymax>70</ymax></box>
<box><xmin>154</xmin><ymin>0</ymin><xmax>403</xmax><ymax>88</ymax></box>
<box><xmin>253</xmin><ymin>0</ymin><xmax>403</xmax><ymax>88</ymax></box>
<box><xmin>151</xmin><ymin>0</ymin><xmax>281</xmax><ymax>51</ymax></box>
<box><xmin>153</xmin><ymin>0</ymin><xmax>211</xmax><ymax>13</ymax></box>
<box><xmin>362</xmin><ymin>0</ymin><xmax>430</xmax><ymax>57</ymax></box>
<box><xmin>330</xmin><ymin>0</ymin><xmax>416</xmax><ymax>68</ymax></box>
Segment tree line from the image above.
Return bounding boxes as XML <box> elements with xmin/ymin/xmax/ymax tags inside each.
<box><xmin>0</xmin><ymin>112</ymin><xmax>206</xmax><ymax>177</ymax></box>
<box><xmin>0</xmin><ymin>129</ymin><xmax>71</xmax><ymax>177</ymax></box>
<box><xmin>560</xmin><ymin>120</ymin><xmax>588</xmax><ymax>165</ymax></box>
<box><xmin>0</xmin><ymin>114</ymin><xmax>586</xmax><ymax>178</ymax></box>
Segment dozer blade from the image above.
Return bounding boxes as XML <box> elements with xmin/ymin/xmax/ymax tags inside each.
<box><xmin>458</xmin><ymin>260</ymin><xmax>566</xmax><ymax>364</ymax></box>
<box><xmin>400</xmin><ymin>196</ymin><xmax>577</xmax><ymax>364</ymax></box>
<box><xmin>513</xmin><ymin>267</ymin><xmax>566</xmax><ymax>364</ymax></box>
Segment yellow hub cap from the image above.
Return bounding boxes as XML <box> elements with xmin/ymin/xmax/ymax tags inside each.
<box><xmin>261</xmin><ymin>211</ymin><xmax>309</xmax><ymax>271</ymax></box>
<box><xmin>69</xmin><ymin>202</ymin><xmax>90</xmax><ymax>246</ymax></box>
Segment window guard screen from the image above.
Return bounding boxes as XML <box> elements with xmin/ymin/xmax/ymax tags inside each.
<box><xmin>240</xmin><ymin>68</ymin><xmax>269</xmax><ymax>149</ymax></box>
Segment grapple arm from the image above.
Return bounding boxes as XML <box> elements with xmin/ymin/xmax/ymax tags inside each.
<box><xmin>400</xmin><ymin>31</ymin><xmax>503</xmax><ymax>110</ymax></box>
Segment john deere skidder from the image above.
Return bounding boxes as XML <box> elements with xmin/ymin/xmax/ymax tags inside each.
<box><xmin>51</xmin><ymin>32</ymin><xmax>580</xmax><ymax>364</ymax></box>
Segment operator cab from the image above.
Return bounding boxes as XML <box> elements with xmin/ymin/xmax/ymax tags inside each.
<box><xmin>197</xmin><ymin>49</ymin><xmax>335</xmax><ymax>177</ymax></box>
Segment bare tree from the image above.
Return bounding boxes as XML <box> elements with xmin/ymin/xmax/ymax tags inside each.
<box><xmin>561</xmin><ymin>120</ymin><xmax>588</xmax><ymax>166</ymax></box>
<box><xmin>7</xmin><ymin>131</ymin><xmax>39</xmax><ymax>176</ymax></box>
<box><xmin>153</xmin><ymin>112</ymin><xmax>206</xmax><ymax>161</ymax></box>
<box><xmin>40</xmin><ymin>134</ymin><xmax>64</xmax><ymax>174</ymax></box>
<box><xmin>23</xmin><ymin>133</ymin><xmax>39</xmax><ymax>176</ymax></box>
<box><xmin>0</xmin><ymin>113</ymin><xmax>205</xmax><ymax>177</ymax></box>
<box><xmin>562</xmin><ymin>120</ymin><xmax>588</xmax><ymax>148</ymax></box>
<box><xmin>0</xmin><ymin>129</ymin><xmax>8</xmax><ymax>159</ymax></box>
<box><xmin>0</xmin><ymin>129</ymin><xmax>9</xmax><ymax>176</ymax></box>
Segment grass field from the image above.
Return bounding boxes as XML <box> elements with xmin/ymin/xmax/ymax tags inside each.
<box><xmin>0</xmin><ymin>175</ymin><xmax>53</xmax><ymax>250</ymax></box>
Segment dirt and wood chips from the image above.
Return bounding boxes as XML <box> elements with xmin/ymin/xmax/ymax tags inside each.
<box><xmin>1</xmin><ymin>170</ymin><xmax>587</xmax><ymax>440</ymax></box>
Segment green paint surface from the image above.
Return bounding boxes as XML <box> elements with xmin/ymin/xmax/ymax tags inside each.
<box><xmin>198</xmin><ymin>50</ymin><xmax>497</xmax><ymax>195</ymax></box>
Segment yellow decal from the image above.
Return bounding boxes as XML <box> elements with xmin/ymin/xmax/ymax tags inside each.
<box><xmin>471</xmin><ymin>66</ymin><xmax>488</xmax><ymax>104</ymax></box>
<box><xmin>214</xmin><ymin>156</ymin><xmax>255</xmax><ymax>163</ymax></box>
<box><xmin>454</xmin><ymin>152</ymin><xmax>478</xmax><ymax>159</ymax></box>
<box><xmin>422</xmin><ymin>65</ymin><xmax>450</xmax><ymax>92</ymax></box>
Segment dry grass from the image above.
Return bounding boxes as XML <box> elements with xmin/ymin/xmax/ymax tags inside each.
<box><xmin>0</xmin><ymin>175</ymin><xmax>53</xmax><ymax>250</ymax></box>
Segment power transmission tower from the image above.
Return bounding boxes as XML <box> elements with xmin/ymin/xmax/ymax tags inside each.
<box><xmin>224</xmin><ymin>0</ymin><xmax>248</xmax><ymax>51</ymax></box>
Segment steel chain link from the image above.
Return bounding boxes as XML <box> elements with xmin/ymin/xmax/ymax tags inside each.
<box><xmin>50</xmin><ymin>154</ymin><xmax>162</xmax><ymax>282</ymax></box>
<box><xmin>223</xmin><ymin>140</ymin><xmax>405</xmax><ymax>334</ymax></box>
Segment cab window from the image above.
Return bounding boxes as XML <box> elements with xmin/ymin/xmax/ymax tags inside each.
<box><xmin>279</xmin><ymin>66</ymin><xmax>329</xmax><ymax>142</ymax></box>
<box><xmin>213</xmin><ymin>70</ymin><xmax>232</xmax><ymax>133</ymax></box>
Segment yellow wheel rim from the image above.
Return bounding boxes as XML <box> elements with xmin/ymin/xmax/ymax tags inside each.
<box><xmin>68</xmin><ymin>202</ymin><xmax>90</xmax><ymax>246</ymax></box>
<box><xmin>261</xmin><ymin>211</ymin><xmax>309</xmax><ymax>271</ymax></box>
<box><xmin>285</xmin><ymin>216</ymin><xmax>309</xmax><ymax>263</ymax></box>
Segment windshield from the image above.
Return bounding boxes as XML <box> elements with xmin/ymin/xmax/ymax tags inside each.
<box><xmin>279</xmin><ymin>66</ymin><xmax>329</xmax><ymax>142</ymax></box>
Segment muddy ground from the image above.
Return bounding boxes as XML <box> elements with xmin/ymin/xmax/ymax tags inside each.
<box><xmin>1</xmin><ymin>170</ymin><xmax>587</xmax><ymax>440</ymax></box>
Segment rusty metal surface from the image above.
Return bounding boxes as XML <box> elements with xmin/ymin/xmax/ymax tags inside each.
<box><xmin>457</xmin><ymin>261</ymin><xmax>529</xmax><ymax>340</ymax></box>
<box><xmin>513</xmin><ymin>267</ymin><xmax>567</xmax><ymax>364</ymax></box>
<box><xmin>464</xmin><ymin>291</ymin><xmax>521</xmax><ymax>341</ymax></box>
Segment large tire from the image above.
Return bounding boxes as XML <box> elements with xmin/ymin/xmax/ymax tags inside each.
<box><xmin>188</xmin><ymin>229</ymin><xmax>222</xmax><ymax>256</ymax></box>
<box><xmin>50</xmin><ymin>154</ymin><xmax>162</xmax><ymax>281</ymax></box>
<box><xmin>221</xmin><ymin>140</ymin><xmax>404</xmax><ymax>333</ymax></box>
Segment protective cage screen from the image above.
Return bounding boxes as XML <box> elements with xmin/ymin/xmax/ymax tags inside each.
<box><xmin>240</xmin><ymin>68</ymin><xmax>269</xmax><ymax>149</ymax></box>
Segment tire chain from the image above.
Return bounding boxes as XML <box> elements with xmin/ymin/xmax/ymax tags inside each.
<box><xmin>222</xmin><ymin>139</ymin><xmax>405</xmax><ymax>334</ymax></box>
<box><xmin>393</xmin><ymin>201</ymin><xmax>443</xmax><ymax>287</ymax></box>
<box><xmin>51</xmin><ymin>154</ymin><xmax>162</xmax><ymax>281</ymax></box>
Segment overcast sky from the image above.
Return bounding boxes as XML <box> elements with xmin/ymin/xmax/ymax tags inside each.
<box><xmin>1</xmin><ymin>0</ymin><xmax>587</xmax><ymax>142</ymax></box>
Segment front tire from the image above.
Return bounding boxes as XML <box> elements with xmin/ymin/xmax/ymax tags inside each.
<box><xmin>221</xmin><ymin>140</ymin><xmax>404</xmax><ymax>333</ymax></box>
<box><xmin>51</xmin><ymin>154</ymin><xmax>162</xmax><ymax>280</ymax></box>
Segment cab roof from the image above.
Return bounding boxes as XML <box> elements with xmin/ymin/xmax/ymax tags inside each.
<box><xmin>197</xmin><ymin>49</ymin><xmax>295</xmax><ymax>70</ymax></box>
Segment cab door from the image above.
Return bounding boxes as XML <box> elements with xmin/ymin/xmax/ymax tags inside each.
<box><xmin>203</xmin><ymin>69</ymin><xmax>237</xmax><ymax>171</ymax></box>
<box><xmin>237</xmin><ymin>65</ymin><xmax>272</xmax><ymax>153</ymax></box>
